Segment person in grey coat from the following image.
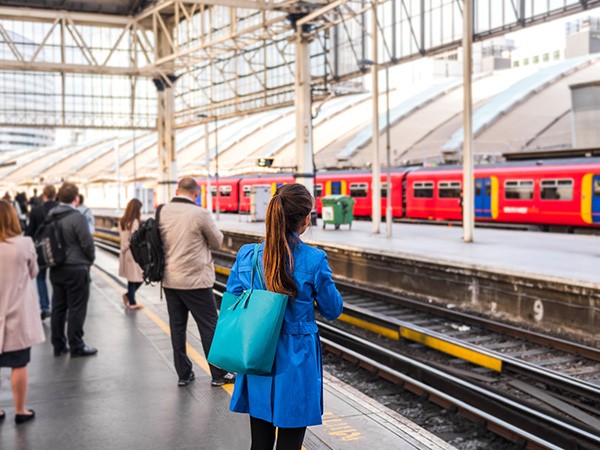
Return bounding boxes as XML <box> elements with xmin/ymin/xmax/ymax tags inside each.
<box><xmin>48</xmin><ymin>182</ymin><xmax>97</xmax><ymax>357</ymax></box>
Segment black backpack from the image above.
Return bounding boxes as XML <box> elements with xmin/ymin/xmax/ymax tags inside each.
<box><xmin>34</xmin><ymin>209</ymin><xmax>77</xmax><ymax>269</ymax></box>
<box><xmin>130</xmin><ymin>206</ymin><xmax>164</xmax><ymax>284</ymax></box>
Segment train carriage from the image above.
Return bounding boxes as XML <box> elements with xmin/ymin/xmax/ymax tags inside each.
<box><xmin>238</xmin><ymin>174</ymin><xmax>294</xmax><ymax>213</ymax></box>
<box><xmin>190</xmin><ymin>157</ymin><xmax>600</xmax><ymax>229</ymax></box>
<box><xmin>196</xmin><ymin>177</ymin><xmax>241</xmax><ymax>212</ymax></box>
<box><xmin>314</xmin><ymin>170</ymin><xmax>407</xmax><ymax>218</ymax></box>
<box><xmin>405</xmin><ymin>158</ymin><xmax>600</xmax><ymax>228</ymax></box>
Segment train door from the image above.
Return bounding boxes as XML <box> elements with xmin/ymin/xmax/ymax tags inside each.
<box><xmin>475</xmin><ymin>177</ymin><xmax>492</xmax><ymax>218</ymax></box>
<box><xmin>592</xmin><ymin>175</ymin><xmax>600</xmax><ymax>223</ymax></box>
<box><xmin>330</xmin><ymin>181</ymin><xmax>342</xmax><ymax>195</ymax></box>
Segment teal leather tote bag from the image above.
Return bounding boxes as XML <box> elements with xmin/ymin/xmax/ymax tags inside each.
<box><xmin>208</xmin><ymin>244</ymin><xmax>288</xmax><ymax>375</ymax></box>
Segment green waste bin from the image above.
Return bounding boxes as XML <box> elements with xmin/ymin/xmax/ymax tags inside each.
<box><xmin>321</xmin><ymin>195</ymin><xmax>355</xmax><ymax>230</ymax></box>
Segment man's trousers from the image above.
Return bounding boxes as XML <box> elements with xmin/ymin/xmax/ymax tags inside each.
<box><xmin>163</xmin><ymin>287</ymin><xmax>228</xmax><ymax>380</ymax></box>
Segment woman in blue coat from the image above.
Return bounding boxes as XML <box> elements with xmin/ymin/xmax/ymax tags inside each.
<box><xmin>226</xmin><ymin>183</ymin><xmax>343</xmax><ymax>450</ymax></box>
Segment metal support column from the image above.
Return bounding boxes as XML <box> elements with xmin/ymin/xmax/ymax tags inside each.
<box><xmin>462</xmin><ymin>0</ymin><xmax>474</xmax><ymax>242</ymax></box>
<box><xmin>154</xmin><ymin>20</ymin><xmax>177</xmax><ymax>207</ymax></box>
<box><xmin>154</xmin><ymin>75</ymin><xmax>177</xmax><ymax>206</ymax></box>
<box><xmin>385</xmin><ymin>66</ymin><xmax>392</xmax><ymax>238</ymax></box>
<box><xmin>371</xmin><ymin>1</ymin><xmax>381</xmax><ymax>234</ymax></box>
<box><xmin>115</xmin><ymin>139</ymin><xmax>121</xmax><ymax>212</ymax></box>
<box><xmin>294</xmin><ymin>29</ymin><xmax>315</xmax><ymax>198</ymax></box>
<box><xmin>204</xmin><ymin>121</ymin><xmax>213</xmax><ymax>213</ymax></box>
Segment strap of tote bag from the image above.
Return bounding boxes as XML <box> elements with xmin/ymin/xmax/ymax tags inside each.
<box><xmin>250</xmin><ymin>244</ymin><xmax>266</xmax><ymax>290</ymax></box>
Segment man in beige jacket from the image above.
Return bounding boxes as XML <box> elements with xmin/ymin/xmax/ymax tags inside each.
<box><xmin>159</xmin><ymin>177</ymin><xmax>234</xmax><ymax>387</ymax></box>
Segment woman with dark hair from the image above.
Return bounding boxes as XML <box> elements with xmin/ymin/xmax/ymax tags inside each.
<box><xmin>118</xmin><ymin>199</ymin><xmax>144</xmax><ymax>310</ymax></box>
<box><xmin>0</xmin><ymin>200</ymin><xmax>44</xmax><ymax>424</ymax></box>
<box><xmin>226</xmin><ymin>183</ymin><xmax>343</xmax><ymax>450</ymax></box>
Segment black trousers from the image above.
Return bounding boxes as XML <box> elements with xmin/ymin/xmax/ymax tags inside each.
<box><xmin>50</xmin><ymin>266</ymin><xmax>91</xmax><ymax>351</ymax></box>
<box><xmin>250</xmin><ymin>417</ymin><xmax>307</xmax><ymax>450</ymax></box>
<box><xmin>163</xmin><ymin>287</ymin><xmax>228</xmax><ymax>380</ymax></box>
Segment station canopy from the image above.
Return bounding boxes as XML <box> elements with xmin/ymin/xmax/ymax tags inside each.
<box><xmin>1</xmin><ymin>0</ymin><xmax>598</xmax><ymax>131</ymax></box>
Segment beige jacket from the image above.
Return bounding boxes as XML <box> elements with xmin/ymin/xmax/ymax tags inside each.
<box><xmin>159</xmin><ymin>197</ymin><xmax>223</xmax><ymax>289</ymax></box>
<box><xmin>0</xmin><ymin>236</ymin><xmax>45</xmax><ymax>353</ymax></box>
<box><xmin>119</xmin><ymin>219</ymin><xmax>143</xmax><ymax>283</ymax></box>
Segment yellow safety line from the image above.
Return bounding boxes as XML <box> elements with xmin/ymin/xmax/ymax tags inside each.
<box><xmin>401</xmin><ymin>327</ymin><xmax>502</xmax><ymax>372</ymax></box>
<box><xmin>337</xmin><ymin>313</ymin><xmax>400</xmax><ymax>340</ymax></box>
<box><xmin>215</xmin><ymin>266</ymin><xmax>231</xmax><ymax>276</ymax></box>
<box><xmin>93</xmin><ymin>232</ymin><xmax>121</xmax><ymax>244</ymax></box>
<box><xmin>94</xmin><ymin>269</ymin><xmax>234</xmax><ymax>395</ymax></box>
<box><xmin>96</xmin><ymin>269</ymin><xmax>309</xmax><ymax>449</ymax></box>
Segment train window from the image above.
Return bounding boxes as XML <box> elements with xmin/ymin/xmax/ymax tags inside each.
<box><xmin>438</xmin><ymin>181</ymin><xmax>461</xmax><ymax>198</ymax></box>
<box><xmin>414</xmin><ymin>181</ymin><xmax>434</xmax><ymax>198</ymax></box>
<box><xmin>595</xmin><ymin>180</ymin><xmax>600</xmax><ymax>196</ymax></box>
<box><xmin>349</xmin><ymin>183</ymin><xmax>368</xmax><ymax>198</ymax></box>
<box><xmin>314</xmin><ymin>184</ymin><xmax>322</xmax><ymax>198</ymax></box>
<box><xmin>219</xmin><ymin>186</ymin><xmax>232</xmax><ymax>197</ymax></box>
<box><xmin>210</xmin><ymin>186</ymin><xmax>217</xmax><ymax>197</ymax></box>
<box><xmin>541</xmin><ymin>179</ymin><xmax>573</xmax><ymax>201</ymax></box>
<box><xmin>504</xmin><ymin>180</ymin><xmax>533</xmax><ymax>200</ymax></box>
<box><xmin>381</xmin><ymin>183</ymin><xmax>387</xmax><ymax>199</ymax></box>
<box><xmin>242</xmin><ymin>186</ymin><xmax>251</xmax><ymax>197</ymax></box>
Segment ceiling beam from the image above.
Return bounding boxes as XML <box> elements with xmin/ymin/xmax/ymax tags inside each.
<box><xmin>0</xmin><ymin>6</ymin><xmax>133</xmax><ymax>26</ymax></box>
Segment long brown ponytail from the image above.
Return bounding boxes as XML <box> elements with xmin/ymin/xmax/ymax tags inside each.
<box><xmin>119</xmin><ymin>198</ymin><xmax>142</xmax><ymax>231</ymax></box>
<box><xmin>263</xmin><ymin>183</ymin><xmax>313</xmax><ymax>297</ymax></box>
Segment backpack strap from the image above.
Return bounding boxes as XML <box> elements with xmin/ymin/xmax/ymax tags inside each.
<box><xmin>33</xmin><ymin>209</ymin><xmax>77</xmax><ymax>240</ymax></box>
<box><xmin>155</xmin><ymin>204</ymin><xmax>164</xmax><ymax>222</ymax></box>
<box><xmin>155</xmin><ymin>204</ymin><xmax>165</xmax><ymax>301</ymax></box>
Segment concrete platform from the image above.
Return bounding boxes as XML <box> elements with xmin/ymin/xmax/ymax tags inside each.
<box><xmin>217</xmin><ymin>214</ymin><xmax>599</xmax><ymax>287</ymax></box>
<box><xmin>0</xmin><ymin>249</ymin><xmax>454</xmax><ymax>450</ymax></box>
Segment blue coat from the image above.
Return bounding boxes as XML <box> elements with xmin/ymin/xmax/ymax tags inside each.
<box><xmin>227</xmin><ymin>239</ymin><xmax>343</xmax><ymax>428</ymax></box>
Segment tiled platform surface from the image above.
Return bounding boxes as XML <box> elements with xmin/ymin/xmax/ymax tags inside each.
<box><xmin>0</xmin><ymin>248</ymin><xmax>455</xmax><ymax>450</ymax></box>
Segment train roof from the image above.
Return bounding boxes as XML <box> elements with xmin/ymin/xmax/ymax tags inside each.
<box><xmin>410</xmin><ymin>157</ymin><xmax>600</xmax><ymax>173</ymax></box>
<box><xmin>199</xmin><ymin>157</ymin><xmax>600</xmax><ymax>181</ymax></box>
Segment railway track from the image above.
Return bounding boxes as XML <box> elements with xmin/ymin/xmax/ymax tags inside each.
<box><xmin>211</xmin><ymin>249</ymin><xmax>600</xmax><ymax>449</ymax></box>
<box><xmin>94</xmin><ymin>233</ymin><xmax>600</xmax><ymax>449</ymax></box>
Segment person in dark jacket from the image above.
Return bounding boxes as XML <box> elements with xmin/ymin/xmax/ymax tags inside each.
<box><xmin>227</xmin><ymin>183</ymin><xmax>343</xmax><ymax>450</ymax></box>
<box><xmin>25</xmin><ymin>184</ymin><xmax>59</xmax><ymax>319</ymax></box>
<box><xmin>48</xmin><ymin>182</ymin><xmax>97</xmax><ymax>357</ymax></box>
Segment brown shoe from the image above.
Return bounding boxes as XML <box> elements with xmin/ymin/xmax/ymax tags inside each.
<box><xmin>122</xmin><ymin>293</ymin><xmax>129</xmax><ymax>308</ymax></box>
<box><xmin>128</xmin><ymin>304</ymin><xmax>144</xmax><ymax>310</ymax></box>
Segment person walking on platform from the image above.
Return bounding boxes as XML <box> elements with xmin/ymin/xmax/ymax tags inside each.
<box><xmin>226</xmin><ymin>183</ymin><xmax>344</xmax><ymax>450</ymax></box>
<box><xmin>0</xmin><ymin>200</ymin><xmax>45</xmax><ymax>424</ymax></box>
<box><xmin>77</xmin><ymin>194</ymin><xmax>95</xmax><ymax>234</ymax></box>
<box><xmin>13</xmin><ymin>192</ymin><xmax>29</xmax><ymax>231</ymax></box>
<box><xmin>25</xmin><ymin>184</ymin><xmax>59</xmax><ymax>320</ymax></box>
<box><xmin>159</xmin><ymin>177</ymin><xmax>234</xmax><ymax>387</ymax></box>
<box><xmin>49</xmin><ymin>182</ymin><xmax>97</xmax><ymax>357</ymax></box>
<box><xmin>118</xmin><ymin>198</ymin><xmax>144</xmax><ymax>310</ymax></box>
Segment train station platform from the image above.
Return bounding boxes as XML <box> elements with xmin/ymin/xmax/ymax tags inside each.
<box><xmin>217</xmin><ymin>214</ymin><xmax>599</xmax><ymax>287</ymax></box>
<box><xmin>0</xmin><ymin>248</ymin><xmax>455</xmax><ymax>450</ymax></box>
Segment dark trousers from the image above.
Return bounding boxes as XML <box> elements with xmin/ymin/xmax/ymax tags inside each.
<box><xmin>163</xmin><ymin>287</ymin><xmax>228</xmax><ymax>380</ymax></box>
<box><xmin>36</xmin><ymin>267</ymin><xmax>50</xmax><ymax>312</ymax></box>
<box><xmin>126</xmin><ymin>282</ymin><xmax>142</xmax><ymax>305</ymax></box>
<box><xmin>250</xmin><ymin>417</ymin><xmax>307</xmax><ymax>450</ymax></box>
<box><xmin>50</xmin><ymin>266</ymin><xmax>91</xmax><ymax>351</ymax></box>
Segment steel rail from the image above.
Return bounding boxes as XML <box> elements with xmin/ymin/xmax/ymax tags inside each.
<box><xmin>318</xmin><ymin>322</ymin><xmax>600</xmax><ymax>450</ymax></box>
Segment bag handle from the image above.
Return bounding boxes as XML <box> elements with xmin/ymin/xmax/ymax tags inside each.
<box><xmin>250</xmin><ymin>244</ymin><xmax>266</xmax><ymax>290</ymax></box>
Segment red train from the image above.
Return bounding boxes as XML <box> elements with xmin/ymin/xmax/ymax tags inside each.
<box><xmin>195</xmin><ymin>158</ymin><xmax>600</xmax><ymax>228</ymax></box>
